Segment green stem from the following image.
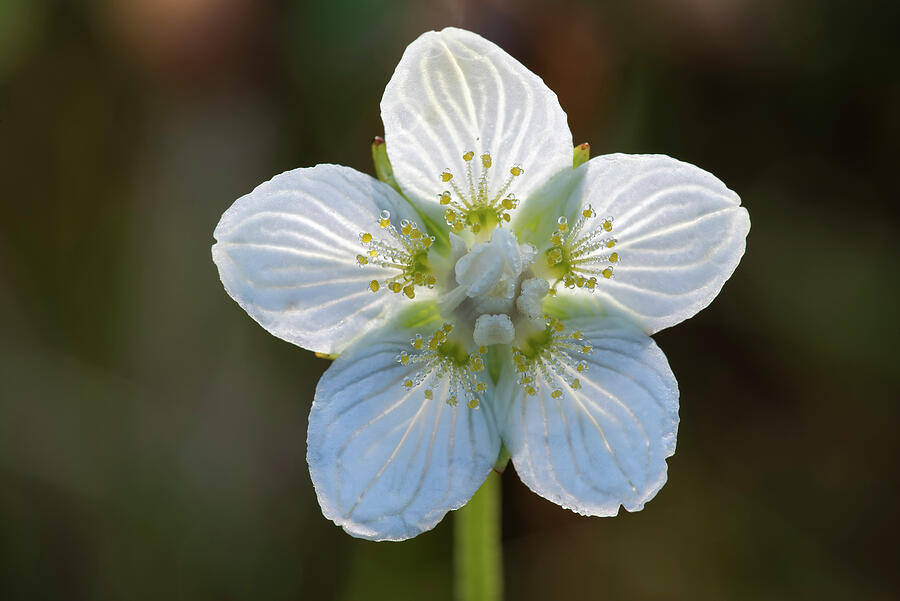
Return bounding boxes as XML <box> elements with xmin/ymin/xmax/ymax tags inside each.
<box><xmin>454</xmin><ymin>471</ymin><xmax>503</xmax><ymax>601</ymax></box>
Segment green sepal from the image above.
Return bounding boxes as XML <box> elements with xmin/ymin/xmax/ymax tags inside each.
<box><xmin>573</xmin><ymin>142</ymin><xmax>591</xmax><ymax>168</ymax></box>
<box><xmin>510</xmin><ymin>167</ymin><xmax>586</xmax><ymax>249</ymax></box>
<box><xmin>371</xmin><ymin>136</ymin><xmax>401</xmax><ymax>193</ymax></box>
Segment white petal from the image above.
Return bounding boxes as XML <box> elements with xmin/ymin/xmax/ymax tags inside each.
<box><xmin>307</xmin><ymin>325</ymin><xmax>501</xmax><ymax>541</ymax></box>
<box><xmin>562</xmin><ymin>154</ymin><xmax>750</xmax><ymax>334</ymax></box>
<box><xmin>496</xmin><ymin>316</ymin><xmax>679</xmax><ymax>516</ymax></box>
<box><xmin>212</xmin><ymin>164</ymin><xmax>421</xmax><ymax>355</ymax></box>
<box><xmin>381</xmin><ymin>27</ymin><xmax>573</xmax><ymax>208</ymax></box>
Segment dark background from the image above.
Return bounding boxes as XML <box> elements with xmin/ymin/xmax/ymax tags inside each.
<box><xmin>1</xmin><ymin>0</ymin><xmax>898</xmax><ymax>599</ymax></box>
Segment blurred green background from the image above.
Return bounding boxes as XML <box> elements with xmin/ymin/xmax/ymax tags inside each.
<box><xmin>1</xmin><ymin>0</ymin><xmax>898</xmax><ymax>599</ymax></box>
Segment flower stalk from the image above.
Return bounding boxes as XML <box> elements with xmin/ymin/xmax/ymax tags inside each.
<box><xmin>455</xmin><ymin>471</ymin><xmax>503</xmax><ymax>601</ymax></box>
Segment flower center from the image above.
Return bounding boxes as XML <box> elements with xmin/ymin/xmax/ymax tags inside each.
<box><xmin>454</xmin><ymin>228</ymin><xmax>535</xmax><ymax>316</ymax></box>
<box><xmin>511</xmin><ymin>316</ymin><xmax>592</xmax><ymax>399</ymax></box>
<box><xmin>545</xmin><ymin>205</ymin><xmax>620</xmax><ymax>292</ymax></box>
<box><xmin>397</xmin><ymin>323</ymin><xmax>487</xmax><ymax>409</ymax></box>
<box><xmin>359</xmin><ymin>210</ymin><xmax>436</xmax><ymax>299</ymax></box>
<box><xmin>438</xmin><ymin>150</ymin><xmax>524</xmax><ymax>235</ymax></box>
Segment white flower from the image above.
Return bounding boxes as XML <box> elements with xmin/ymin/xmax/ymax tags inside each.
<box><xmin>212</xmin><ymin>27</ymin><xmax>750</xmax><ymax>541</ymax></box>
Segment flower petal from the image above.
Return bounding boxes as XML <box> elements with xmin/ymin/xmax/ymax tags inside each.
<box><xmin>212</xmin><ymin>164</ymin><xmax>422</xmax><ymax>355</ymax></box>
<box><xmin>307</xmin><ymin>324</ymin><xmax>501</xmax><ymax>541</ymax></box>
<box><xmin>554</xmin><ymin>154</ymin><xmax>749</xmax><ymax>334</ymax></box>
<box><xmin>381</xmin><ymin>27</ymin><xmax>573</xmax><ymax>209</ymax></box>
<box><xmin>496</xmin><ymin>316</ymin><xmax>679</xmax><ymax>516</ymax></box>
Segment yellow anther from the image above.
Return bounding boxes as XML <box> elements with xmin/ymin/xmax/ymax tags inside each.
<box><xmin>447</xmin><ymin>396</ymin><xmax>457</xmax><ymax>407</ymax></box>
<box><xmin>601</xmin><ymin>267</ymin><xmax>613</xmax><ymax>279</ymax></box>
<box><xmin>425</xmin><ymin>275</ymin><xmax>437</xmax><ymax>286</ymax></box>
<box><xmin>481</xmin><ymin>153</ymin><xmax>492</xmax><ymax>168</ymax></box>
<box><xmin>356</xmin><ymin>254</ymin><xmax>368</xmax><ymax>265</ymax></box>
<box><xmin>606</xmin><ymin>240</ymin><xmax>616</xmax><ymax>248</ymax></box>
<box><xmin>510</xmin><ymin>165</ymin><xmax>523</xmax><ymax>176</ymax></box>
<box><xmin>476</xmin><ymin>382</ymin><xmax>487</xmax><ymax>392</ymax></box>
<box><xmin>525</xmin><ymin>386</ymin><xmax>537</xmax><ymax>396</ymax></box>
<box><xmin>585</xmin><ymin>278</ymin><xmax>597</xmax><ymax>290</ymax></box>
<box><xmin>576</xmin><ymin>363</ymin><xmax>587</xmax><ymax>372</ymax></box>
<box><xmin>502</xmin><ymin>213</ymin><xmax>511</xmax><ymax>222</ymax></box>
<box><xmin>423</xmin><ymin>237</ymin><xmax>433</xmax><ymax>249</ymax></box>
<box><xmin>389</xmin><ymin>282</ymin><xmax>403</xmax><ymax>293</ymax></box>
<box><xmin>609</xmin><ymin>252</ymin><xmax>619</xmax><ymax>263</ymax></box>
<box><xmin>403</xmin><ymin>285</ymin><xmax>415</xmax><ymax>299</ymax></box>
<box><xmin>452</xmin><ymin>222</ymin><xmax>464</xmax><ymax>233</ymax></box>
<box><xmin>368</xmin><ymin>249</ymin><xmax>378</xmax><ymax>257</ymax></box>
<box><xmin>412</xmin><ymin>335</ymin><xmax>424</xmax><ymax>350</ymax></box>
<box><xmin>440</xmin><ymin>192</ymin><xmax>451</xmax><ymax>205</ymax></box>
<box><xmin>550</xmin><ymin>232</ymin><xmax>563</xmax><ymax>246</ymax></box>
<box><xmin>571</xmin><ymin>330</ymin><xmax>583</xmax><ymax>340</ymax></box>
<box><xmin>548</xmin><ymin>248</ymin><xmax>563</xmax><ymax>265</ymax></box>
<box><xmin>551</xmin><ymin>389</ymin><xmax>563</xmax><ymax>399</ymax></box>
<box><xmin>581</xmin><ymin>345</ymin><xmax>592</xmax><ymax>353</ymax></box>
<box><xmin>409</xmin><ymin>229</ymin><xmax>422</xmax><ymax>240</ymax></box>
<box><xmin>462</xmin><ymin>151</ymin><xmax>474</xmax><ymax>161</ymax></box>
<box><xmin>443</xmin><ymin>323</ymin><xmax>454</xmax><ymax>333</ymax></box>
<box><xmin>399</xmin><ymin>352</ymin><xmax>410</xmax><ymax>365</ymax></box>
<box><xmin>444</xmin><ymin>209</ymin><xmax>456</xmax><ymax>222</ymax></box>
<box><xmin>602</xmin><ymin>219</ymin><xmax>613</xmax><ymax>232</ymax></box>
<box><xmin>369</xmin><ymin>280</ymin><xmax>380</xmax><ymax>292</ymax></box>
<box><xmin>424</xmin><ymin>389</ymin><xmax>433</xmax><ymax>400</ymax></box>
<box><xmin>557</xmin><ymin>217</ymin><xmax>568</xmax><ymax>233</ymax></box>
<box><xmin>501</xmin><ymin>197</ymin><xmax>514</xmax><ymax>210</ymax></box>
<box><xmin>401</xmin><ymin>223</ymin><xmax>412</xmax><ymax>236</ymax></box>
<box><xmin>469</xmin><ymin>356</ymin><xmax>484</xmax><ymax>372</ymax></box>
<box><xmin>575</xmin><ymin>276</ymin><xmax>585</xmax><ymax>288</ymax></box>
<box><xmin>360</xmin><ymin>232</ymin><xmax>373</xmax><ymax>243</ymax></box>
<box><xmin>413</xmin><ymin>272</ymin><xmax>424</xmax><ymax>285</ymax></box>
<box><xmin>582</xmin><ymin>208</ymin><xmax>593</xmax><ymax>218</ymax></box>
<box><xmin>571</xmin><ymin>378</ymin><xmax>581</xmax><ymax>390</ymax></box>
<box><xmin>467</xmin><ymin>399</ymin><xmax>480</xmax><ymax>409</ymax></box>
<box><xmin>403</xmin><ymin>378</ymin><xmax>414</xmax><ymax>388</ymax></box>
<box><xmin>478</xmin><ymin>346</ymin><xmax>487</xmax><ymax>354</ymax></box>
<box><xmin>441</xmin><ymin>170</ymin><xmax>453</xmax><ymax>182</ymax></box>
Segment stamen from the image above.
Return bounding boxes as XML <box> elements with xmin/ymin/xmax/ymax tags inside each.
<box><xmin>511</xmin><ymin>316</ymin><xmax>592</xmax><ymax>400</ymax></box>
<box><xmin>435</xmin><ymin>148</ymin><xmax>525</xmax><ymax>234</ymax></box>
<box><xmin>358</xmin><ymin>210</ymin><xmax>435</xmax><ymax>299</ymax></box>
<box><xmin>545</xmin><ymin>205</ymin><xmax>620</xmax><ymax>292</ymax></box>
<box><xmin>396</xmin><ymin>323</ymin><xmax>487</xmax><ymax>408</ymax></box>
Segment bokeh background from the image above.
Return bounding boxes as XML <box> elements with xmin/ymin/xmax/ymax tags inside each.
<box><xmin>1</xmin><ymin>0</ymin><xmax>898</xmax><ymax>599</ymax></box>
